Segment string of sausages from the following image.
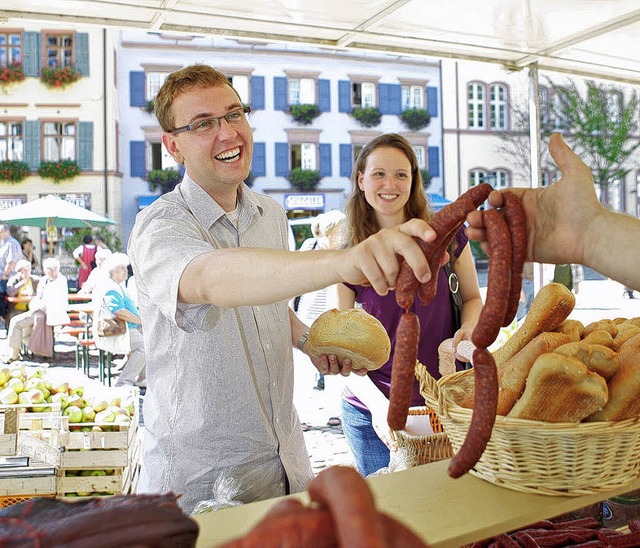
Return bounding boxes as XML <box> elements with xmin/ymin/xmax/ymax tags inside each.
<box><xmin>387</xmin><ymin>183</ymin><xmax>527</xmax><ymax>478</ymax></box>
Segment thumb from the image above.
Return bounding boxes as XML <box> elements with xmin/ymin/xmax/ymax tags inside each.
<box><xmin>548</xmin><ymin>133</ymin><xmax>589</xmax><ymax>179</ymax></box>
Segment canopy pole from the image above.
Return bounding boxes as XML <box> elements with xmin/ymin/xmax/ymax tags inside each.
<box><xmin>527</xmin><ymin>62</ymin><xmax>544</xmax><ymax>296</ymax></box>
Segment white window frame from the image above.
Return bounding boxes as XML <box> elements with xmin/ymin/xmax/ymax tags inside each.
<box><xmin>361</xmin><ymin>82</ymin><xmax>376</xmax><ymax>108</ymax></box>
<box><xmin>0</xmin><ymin>121</ymin><xmax>23</xmax><ymax>162</ymax></box>
<box><xmin>402</xmin><ymin>85</ymin><xmax>424</xmax><ymax>110</ymax></box>
<box><xmin>468</xmin><ymin>83</ymin><xmax>485</xmax><ymax>129</ymax></box>
<box><xmin>413</xmin><ymin>145</ymin><xmax>426</xmax><ymax>169</ymax></box>
<box><xmin>490</xmin><ymin>84</ymin><xmax>508</xmax><ymax>130</ymax></box>
<box><xmin>301</xmin><ymin>143</ymin><xmax>316</xmax><ymax>170</ymax></box>
<box><xmin>146</xmin><ymin>72</ymin><xmax>169</xmax><ymax>101</ymax></box>
<box><xmin>469</xmin><ymin>168</ymin><xmax>487</xmax><ymax>187</ymax></box>
<box><xmin>43</xmin><ymin>121</ymin><xmax>76</xmax><ymax>162</ymax></box>
<box><xmin>489</xmin><ymin>169</ymin><xmax>510</xmax><ymax>190</ymax></box>
<box><xmin>289</xmin><ymin>77</ymin><xmax>316</xmax><ymax>105</ymax></box>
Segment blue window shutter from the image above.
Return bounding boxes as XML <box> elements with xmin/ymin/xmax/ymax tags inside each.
<box><xmin>24</xmin><ymin>121</ymin><xmax>41</xmax><ymax>170</ymax></box>
<box><xmin>428</xmin><ymin>146</ymin><xmax>440</xmax><ymax>177</ymax></box>
<box><xmin>78</xmin><ymin>122</ymin><xmax>93</xmax><ymax>170</ymax></box>
<box><xmin>319</xmin><ymin>143</ymin><xmax>332</xmax><ymax>177</ymax></box>
<box><xmin>251</xmin><ymin>142</ymin><xmax>266</xmax><ymax>177</ymax></box>
<box><xmin>338</xmin><ymin>80</ymin><xmax>351</xmax><ymax>113</ymax></box>
<box><xmin>340</xmin><ymin>144</ymin><xmax>352</xmax><ymax>177</ymax></box>
<box><xmin>251</xmin><ymin>76</ymin><xmax>265</xmax><ymax>110</ymax></box>
<box><xmin>130</xmin><ymin>141</ymin><xmax>147</xmax><ymax>178</ymax></box>
<box><xmin>23</xmin><ymin>32</ymin><xmax>42</xmax><ymax>78</ymax></box>
<box><xmin>274</xmin><ymin>77</ymin><xmax>288</xmax><ymax>111</ymax></box>
<box><xmin>275</xmin><ymin>142</ymin><xmax>289</xmax><ymax>177</ymax></box>
<box><xmin>379</xmin><ymin>84</ymin><xmax>390</xmax><ymax>115</ymax></box>
<box><xmin>130</xmin><ymin>71</ymin><xmax>146</xmax><ymax>107</ymax></box>
<box><xmin>389</xmin><ymin>84</ymin><xmax>402</xmax><ymax>115</ymax></box>
<box><xmin>74</xmin><ymin>33</ymin><xmax>89</xmax><ymax>77</ymax></box>
<box><xmin>318</xmin><ymin>79</ymin><xmax>330</xmax><ymax>112</ymax></box>
<box><xmin>427</xmin><ymin>86</ymin><xmax>439</xmax><ymax>117</ymax></box>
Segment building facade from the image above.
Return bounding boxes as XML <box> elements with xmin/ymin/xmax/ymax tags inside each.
<box><xmin>117</xmin><ymin>32</ymin><xmax>443</xmax><ymax>245</ymax></box>
<box><xmin>0</xmin><ymin>22</ymin><xmax>120</xmax><ymax>255</ymax></box>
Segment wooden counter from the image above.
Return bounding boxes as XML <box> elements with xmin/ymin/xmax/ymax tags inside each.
<box><xmin>194</xmin><ymin>459</ymin><xmax>640</xmax><ymax>547</ymax></box>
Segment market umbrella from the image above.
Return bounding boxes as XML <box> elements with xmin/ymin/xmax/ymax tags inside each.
<box><xmin>0</xmin><ymin>194</ymin><xmax>117</xmax><ymax>254</ymax></box>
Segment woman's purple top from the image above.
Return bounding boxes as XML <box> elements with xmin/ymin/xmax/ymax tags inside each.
<box><xmin>344</xmin><ymin>226</ymin><xmax>468</xmax><ymax>410</ymax></box>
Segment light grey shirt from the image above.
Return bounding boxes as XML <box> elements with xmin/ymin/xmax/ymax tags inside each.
<box><xmin>128</xmin><ymin>175</ymin><xmax>313</xmax><ymax>513</ymax></box>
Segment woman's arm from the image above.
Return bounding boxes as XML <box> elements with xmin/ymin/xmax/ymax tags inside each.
<box><xmin>452</xmin><ymin>243</ymin><xmax>483</xmax><ymax>352</ymax></box>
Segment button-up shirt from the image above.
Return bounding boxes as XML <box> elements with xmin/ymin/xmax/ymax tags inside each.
<box><xmin>128</xmin><ymin>175</ymin><xmax>312</xmax><ymax>513</ymax></box>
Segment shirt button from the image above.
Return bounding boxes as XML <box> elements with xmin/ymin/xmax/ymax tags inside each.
<box><xmin>265</xmin><ymin>343</ymin><xmax>270</xmax><ymax>350</ymax></box>
<box><xmin>256</xmin><ymin>306</ymin><xmax>261</xmax><ymax>311</ymax></box>
<box><xmin>272</xmin><ymin>382</ymin><xmax>276</xmax><ymax>387</ymax></box>
<box><xmin>275</xmin><ymin>418</ymin><xmax>280</xmax><ymax>424</ymax></box>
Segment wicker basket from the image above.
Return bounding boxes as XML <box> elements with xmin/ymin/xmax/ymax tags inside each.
<box><xmin>390</xmin><ymin>407</ymin><xmax>453</xmax><ymax>467</ymax></box>
<box><xmin>417</xmin><ymin>363</ymin><xmax>640</xmax><ymax>496</ymax></box>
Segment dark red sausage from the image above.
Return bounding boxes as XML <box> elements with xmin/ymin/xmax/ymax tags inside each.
<box><xmin>395</xmin><ymin>259</ymin><xmax>420</xmax><ymax>310</ymax></box>
<box><xmin>471</xmin><ymin>209</ymin><xmax>512</xmax><ymax>348</ymax></box>
<box><xmin>308</xmin><ymin>465</ymin><xmax>386</xmax><ymax>548</ymax></box>
<box><xmin>467</xmin><ymin>182</ymin><xmax>493</xmax><ymax>208</ymax></box>
<box><xmin>388</xmin><ymin>311</ymin><xmax>420</xmax><ymax>431</ymax></box>
<box><xmin>448</xmin><ymin>347</ymin><xmax>498</xmax><ymax>478</ymax></box>
<box><xmin>501</xmin><ymin>191</ymin><xmax>527</xmax><ymax>326</ymax></box>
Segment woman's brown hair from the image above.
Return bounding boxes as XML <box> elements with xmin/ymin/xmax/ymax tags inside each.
<box><xmin>343</xmin><ymin>133</ymin><xmax>431</xmax><ymax>247</ymax></box>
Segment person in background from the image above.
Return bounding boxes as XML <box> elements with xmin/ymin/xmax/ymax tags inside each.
<box><xmin>466</xmin><ymin>133</ymin><xmax>640</xmax><ymax>292</ymax></box>
<box><xmin>0</xmin><ymin>225</ymin><xmax>23</xmax><ymax>330</ymax></box>
<box><xmin>93</xmin><ymin>253</ymin><xmax>146</xmax><ymax>388</ymax></box>
<box><xmin>94</xmin><ymin>236</ymin><xmax>109</xmax><ymax>250</ymax></box>
<box><xmin>78</xmin><ymin>247</ymin><xmax>112</xmax><ymax>297</ymax></box>
<box><xmin>128</xmin><ymin>64</ymin><xmax>439</xmax><ymax>514</ymax></box>
<box><xmin>72</xmin><ymin>234</ymin><xmax>97</xmax><ymax>290</ymax></box>
<box><xmin>337</xmin><ymin>133</ymin><xmax>483</xmax><ymax>477</ymax></box>
<box><xmin>4</xmin><ymin>257</ymin><xmax>69</xmax><ymax>363</ymax></box>
<box><xmin>6</xmin><ymin>259</ymin><xmax>40</xmax><ymax>322</ymax></box>
<box><xmin>295</xmin><ymin>210</ymin><xmax>346</xmax><ymax>391</ymax></box>
<box><xmin>21</xmin><ymin>238</ymin><xmax>39</xmax><ymax>274</ymax></box>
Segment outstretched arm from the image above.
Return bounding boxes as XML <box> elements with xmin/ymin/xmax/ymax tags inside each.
<box><xmin>466</xmin><ymin>133</ymin><xmax>640</xmax><ymax>291</ymax></box>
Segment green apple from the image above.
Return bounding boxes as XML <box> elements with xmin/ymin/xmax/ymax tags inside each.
<box><xmin>18</xmin><ymin>392</ymin><xmax>29</xmax><ymax>404</ymax></box>
<box><xmin>26</xmin><ymin>378</ymin><xmax>46</xmax><ymax>392</ymax></box>
<box><xmin>51</xmin><ymin>392</ymin><xmax>69</xmax><ymax>409</ymax></box>
<box><xmin>63</xmin><ymin>405</ymin><xmax>83</xmax><ymax>423</ymax></box>
<box><xmin>124</xmin><ymin>401</ymin><xmax>136</xmax><ymax>417</ymax></box>
<box><xmin>113</xmin><ymin>414</ymin><xmax>131</xmax><ymax>427</ymax></box>
<box><xmin>67</xmin><ymin>394</ymin><xmax>84</xmax><ymax>409</ymax></box>
<box><xmin>10</xmin><ymin>368</ymin><xmax>25</xmax><ymax>382</ymax></box>
<box><xmin>94</xmin><ymin>409</ymin><xmax>116</xmax><ymax>424</ymax></box>
<box><xmin>8</xmin><ymin>378</ymin><xmax>24</xmax><ymax>394</ymax></box>
<box><xmin>51</xmin><ymin>382</ymin><xmax>70</xmax><ymax>395</ymax></box>
<box><xmin>70</xmin><ymin>385</ymin><xmax>84</xmax><ymax>397</ymax></box>
<box><xmin>93</xmin><ymin>400</ymin><xmax>108</xmax><ymax>413</ymax></box>
<box><xmin>109</xmin><ymin>397</ymin><xmax>122</xmax><ymax>408</ymax></box>
<box><xmin>82</xmin><ymin>406</ymin><xmax>96</xmax><ymax>422</ymax></box>
<box><xmin>0</xmin><ymin>367</ymin><xmax>10</xmax><ymax>385</ymax></box>
<box><xmin>26</xmin><ymin>388</ymin><xmax>45</xmax><ymax>405</ymax></box>
<box><xmin>91</xmin><ymin>425</ymin><xmax>103</xmax><ymax>432</ymax></box>
<box><xmin>0</xmin><ymin>387</ymin><xmax>18</xmax><ymax>404</ymax></box>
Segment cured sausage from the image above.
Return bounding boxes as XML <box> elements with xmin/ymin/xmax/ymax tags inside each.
<box><xmin>448</xmin><ymin>347</ymin><xmax>498</xmax><ymax>478</ymax></box>
<box><xmin>388</xmin><ymin>311</ymin><xmax>420</xmax><ymax>430</ymax></box>
<box><xmin>471</xmin><ymin>209</ymin><xmax>512</xmax><ymax>349</ymax></box>
<box><xmin>501</xmin><ymin>191</ymin><xmax>527</xmax><ymax>326</ymax></box>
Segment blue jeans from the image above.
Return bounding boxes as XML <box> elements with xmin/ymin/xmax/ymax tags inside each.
<box><xmin>341</xmin><ymin>399</ymin><xmax>390</xmax><ymax>477</ymax></box>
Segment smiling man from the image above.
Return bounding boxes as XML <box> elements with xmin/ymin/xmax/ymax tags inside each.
<box><xmin>128</xmin><ymin>64</ymin><xmax>442</xmax><ymax>513</ymax></box>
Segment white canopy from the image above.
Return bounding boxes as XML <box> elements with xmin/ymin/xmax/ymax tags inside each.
<box><xmin>4</xmin><ymin>0</ymin><xmax>640</xmax><ymax>84</ymax></box>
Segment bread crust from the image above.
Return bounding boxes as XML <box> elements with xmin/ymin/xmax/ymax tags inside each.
<box><xmin>554</xmin><ymin>341</ymin><xmax>620</xmax><ymax>381</ymax></box>
<box><xmin>307</xmin><ymin>308</ymin><xmax>391</xmax><ymax>371</ymax></box>
<box><xmin>507</xmin><ymin>353</ymin><xmax>608</xmax><ymax>422</ymax></box>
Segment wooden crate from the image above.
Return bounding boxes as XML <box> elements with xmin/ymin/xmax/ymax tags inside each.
<box><xmin>0</xmin><ymin>474</ymin><xmax>57</xmax><ymax>497</ymax></box>
<box><xmin>0</xmin><ymin>407</ymin><xmax>18</xmax><ymax>456</ymax></box>
<box><xmin>56</xmin><ymin>468</ymin><xmax>126</xmax><ymax>497</ymax></box>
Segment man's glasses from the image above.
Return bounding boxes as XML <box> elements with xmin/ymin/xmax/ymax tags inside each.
<box><xmin>170</xmin><ymin>106</ymin><xmax>251</xmax><ymax>135</ymax></box>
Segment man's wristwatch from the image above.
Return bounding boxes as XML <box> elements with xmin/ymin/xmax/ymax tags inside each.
<box><xmin>296</xmin><ymin>331</ymin><xmax>310</xmax><ymax>352</ymax></box>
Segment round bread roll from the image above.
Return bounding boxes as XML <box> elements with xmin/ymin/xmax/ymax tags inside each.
<box><xmin>307</xmin><ymin>308</ymin><xmax>391</xmax><ymax>371</ymax></box>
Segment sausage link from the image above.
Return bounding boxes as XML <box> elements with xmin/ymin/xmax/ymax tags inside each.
<box><xmin>308</xmin><ymin>465</ymin><xmax>386</xmax><ymax>548</ymax></box>
<box><xmin>466</xmin><ymin>182</ymin><xmax>494</xmax><ymax>209</ymax></box>
<box><xmin>471</xmin><ymin>209</ymin><xmax>512</xmax><ymax>348</ymax></box>
<box><xmin>395</xmin><ymin>260</ymin><xmax>419</xmax><ymax>310</ymax></box>
<box><xmin>448</xmin><ymin>347</ymin><xmax>498</xmax><ymax>478</ymax></box>
<box><xmin>501</xmin><ymin>191</ymin><xmax>527</xmax><ymax>326</ymax></box>
<box><xmin>388</xmin><ymin>311</ymin><xmax>420</xmax><ymax>431</ymax></box>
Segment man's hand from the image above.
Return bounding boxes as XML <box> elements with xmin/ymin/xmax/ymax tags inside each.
<box><xmin>309</xmin><ymin>352</ymin><xmax>368</xmax><ymax>377</ymax></box>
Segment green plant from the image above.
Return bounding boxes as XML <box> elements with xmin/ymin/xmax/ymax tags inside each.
<box><xmin>420</xmin><ymin>169</ymin><xmax>432</xmax><ymax>189</ymax></box>
<box><xmin>37</xmin><ymin>160</ymin><xmax>81</xmax><ymax>183</ymax></box>
<box><xmin>0</xmin><ymin>160</ymin><xmax>30</xmax><ymax>183</ymax></box>
<box><xmin>290</xmin><ymin>104</ymin><xmax>321</xmax><ymax>125</ymax></box>
<box><xmin>145</xmin><ymin>100</ymin><xmax>155</xmax><ymax>114</ymax></box>
<box><xmin>470</xmin><ymin>239</ymin><xmax>488</xmax><ymax>262</ymax></box>
<box><xmin>62</xmin><ymin>227</ymin><xmax>122</xmax><ymax>256</ymax></box>
<box><xmin>244</xmin><ymin>170</ymin><xmax>255</xmax><ymax>188</ymax></box>
<box><xmin>288</xmin><ymin>168</ymin><xmax>321</xmax><ymax>191</ymax></box>
<box><xmin>401</xmin><ymin>108</ymin><xmax>431</xmax><ymax>131</ymax></box>
<box><xmin>39</xmin><ymin>65</ymin><xmax>80</xmax><ymax>88</ymax></box>
<box><xmin>145</xmin><ymin>168</ymin><xmax>182</xmax><ymax>194</ymax></box>
<box><xmin>0</xmin><ymin>63</ymin><xmax>25</xmax><ymax>85</ymax></box>
<box><xmin>352</xmin><ymin>106</ymin><xmax>382</xmax><ymax>128</ymax></box>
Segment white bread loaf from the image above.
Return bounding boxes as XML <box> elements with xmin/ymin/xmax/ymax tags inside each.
<box><xmin>307</xmin><ymin>308</ymin><xmax>391</xmax><ymax>371</ymax></box>
<box><xmin>553</xmin><ymin>341</ymin><xmax>620</xmax><ymax>381</ymax></box>
<box><xmin>507</xmin><ymin>353</ymin><xmax>608</xmax><ymax>422</ymax></box>
<box><xmin>587</xmin><ymin>333</ymin><xmax>640</xmax><ymax>421</ymax></box>
<box><xmin>492</xmin><ymin>283</ymin><xmax>575</xmax><ymax>366</ymax></box>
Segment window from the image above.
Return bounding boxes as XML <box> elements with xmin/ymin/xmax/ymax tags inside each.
<box><xmin>490</xmin><ymin>84</ymin><xmax>507</xmax><ymax>130</ymax></box>
<box><xmin>229</xmin><ymin>75</ymin><xmax>250</xmax><ymax>105</ymax></box>
<box><xmin>149</xmin><ymin>142</ymin><xmax>177</xmax><ymax>171</ymax></box>
<box><xmin>43</xmin><ymin>121</ymin><xmax>76</xmax><ymax>161</ymax></box>
<box><xmin>291</xmin><ymin>143</ymin><xmax>317</xmax><ymax>170</ymax></box>
<box><xmin>413</xmin><ymin>145</ymin><xmax>426</xmax><ymax>169</ymax></box>
<box><xmin>0</xmin><ymin>31</ymin><xmax>21</xmax><ymax>65</ymax></box>
<box><xmin>609</xmin><ymin>178</ymin><xmax>623</xmax><ymax>212</ymax></box>
<box><xmin>0</xmin><ymin>121</ymin><xmax>23</xmax><ymax>161</ymax></box>
<box><xmin>468</xmin><ymin>83</ymin><xmax>485</xmax><ymax>129</ymax></box>
<box><xmin>353</xmin><ymin>81</ymin><xmax>376</xmax><ymax>108</ymax></box>
<box><xmin>607</xmin><ymin>91</ymin><xmax>622</xmax><ymax>124</ymax></box>
<box><xmin>146</xmin><ymin>72</ymin><xmax>169</xmax><ymax>101</ymax></box>
<box><xmin>539</xmin><ymin>86</ymin><xmax>550</xmax><ymax>127</ymax></box>
<box><xmin>552</xmin><ymin>88</ymin><xmax>569</xmax><ymax>131</ymax></box>
<box><xmin>44</xmin><ymin>32</ymin><xmax>74</xmax><ymax>68</ymax></box>
<box><xmin>402</xmin><ymin>85</ymin><xmax>424</xmax><ymax>110</ymax></box>
<box><xmin>469</xmin><ymin>169</ymin><xmax>487</xmax><ymax>187</ymax></box>
<box><xmin>488</xmin><ymin>169</ymin><xmax>510</xmax><ymax>190</ymax></box>
<box><xmin>289</xmin><ymin>77</ymin><xmax>316</xmax><ymax>105</ymax></box>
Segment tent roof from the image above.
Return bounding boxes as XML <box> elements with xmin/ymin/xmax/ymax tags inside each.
<box><xmin>4</xmin><ymin>0</ymin><xmax>640</xmax><ymax>84</ymax></box>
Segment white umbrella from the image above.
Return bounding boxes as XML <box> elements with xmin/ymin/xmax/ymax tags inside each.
<box><xmin>0</xmin><ymin>194</ymin><xmax>116</xmax><ymax>255</ymax></box>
